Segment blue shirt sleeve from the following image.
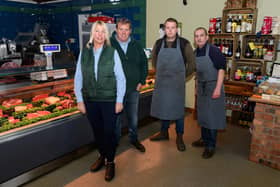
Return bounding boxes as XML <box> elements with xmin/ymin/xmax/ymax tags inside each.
<box><xmin>209</xmin><ymin>45</ymin><xmax>226</xmax><ymax>70</ymax></box>
<box><xmin>74</xmin><ymin>52</ymin><xmax>84</xmax><ymax>103</ymax></box>
<box><xmin>114</xmin><ymin>50</ymin><xmax>126</xmax><ymax>103</ymax></box>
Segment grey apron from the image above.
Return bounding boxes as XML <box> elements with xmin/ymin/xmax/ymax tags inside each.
<box><xmin>195</xmin><ymin>44</ymin><xmax>226</xmax><ymax>129</ymax></box>
<box><xmin>151</xmin><ymin>38</ymin><xmax>186</xmax><ymax>120</ymax></box>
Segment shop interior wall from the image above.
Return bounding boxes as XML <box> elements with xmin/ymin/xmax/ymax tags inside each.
<box><xmin>146</xmin><ymin>0</ymin><xmax>280</xmax><ymax>109</ymax></box>
<box><xmin>0</xmin><ymin>1</ymin><xmax>40</xmax><ymax>39</ymax></box>
<box><xmin>0</xmin><ymin>0</ymin><xmax>146</xmax><ymax>58</ymax></box>
<box><xmin>44</xmin><ymin>0</ymin><xmax>146</xmax><ymax>57</ymax></box>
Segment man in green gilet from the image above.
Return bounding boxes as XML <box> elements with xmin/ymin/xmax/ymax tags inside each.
<box><xmin>110</xmin><ymin>18</ymin><xmax>148</xmax><ymax>152</ymax></box>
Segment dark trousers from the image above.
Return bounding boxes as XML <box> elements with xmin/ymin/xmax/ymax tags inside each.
<box><xmin>161</xmin><ymin>117</ymin><xmax>184</xmax><ymax>134</ymax></box>
<box><xmin>201</xmin><ymin>127</ymin><xmax>217</xmax><ymax>150</ymax></box>
<box><xmin>85</xmin><ymin>101</ymin><xmax>117</xmax><ymax>162</ymax></box>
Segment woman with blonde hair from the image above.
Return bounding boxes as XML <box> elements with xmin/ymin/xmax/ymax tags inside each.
<box><xmin>74</xmin><ymin>21</ymin><xmax>126</xmax><ymax>181</ymax></box>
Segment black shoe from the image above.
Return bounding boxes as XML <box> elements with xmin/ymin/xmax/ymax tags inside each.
<box><xmin>202</xmin><ymin>148</ymin><xmax>215</xmax><ymax>159</ymax></box>
<box><xmin>105</xmin><ymin>162</ymin><xmax>115</xmax><ymax>181</ymax></box>
<box><xmin>90</xmin><ymin>156</ymin><xmax>105</xmax><ymax>172</ymax></box>
<box><xmin>176</xmin><ymin>134</ymin><xmax>186</xmax><ymax>152</ymax></box>
<box><xmin>192</xmin><ymin>138</ymin><xmax>205</xmax><ymax>147</ymax></box>
<box><xmin>149</xmin><ymin>131</ymin><xmax>169</xmax><ymax>141</ymax></box>
<box><xmin>131</xmin><ymin>140</ymin><xmax>146</xmax><ymax>152</ymax></box>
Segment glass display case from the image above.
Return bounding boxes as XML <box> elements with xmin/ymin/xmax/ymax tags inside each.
<box><xmin>0</xmin><ymin>59</ymin><xmax>155</xmax><ymax>186</ymax></box>
<box><xmin>0</xmin><ymin>63</ymin><xmax>96</xmax><ymax>186</ymax></box>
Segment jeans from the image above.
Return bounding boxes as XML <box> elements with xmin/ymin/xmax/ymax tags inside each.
<box><xmin>116</xmin><ymin>91</ymin><xmax>140</xmax><ymax>143</ymax></box>
<box><xmin>201</xmin><ymin>127</ymin><xmax>217</xmax><ymax>150</ymax></box>
<box><xmin>161</xmin><ymin>117</ymin><xmax>184</xmax><ymax>134</ymax></box>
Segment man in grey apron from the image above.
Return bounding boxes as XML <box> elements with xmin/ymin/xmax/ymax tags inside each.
<box><xmin>149</xmin><ymin>18</ymin><xmax>195</xmax><ymax>152</ymax></box>
<box><xmin>193</xmin><ymin>27</ymin><xmax>226</xmax><ymax>159</ymax></box>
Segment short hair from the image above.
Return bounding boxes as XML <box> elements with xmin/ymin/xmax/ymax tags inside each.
<box><xmin>194</xmin><ymin>27</ymin><xmax>208</xmax><ymax>36</ymax></box>
<box><xmin>87</xmin><ymin>21</ymin><xmax>111</xmax><ymax>48</ymax></box>
<box><xmin>116</xmin><ymin>17</ymin><xmax>132</xmax><ymax>29</ymax></box>
<box><xmin>164</xmin><ymin>17</ymin><xmax>178</xmax><ymax>28</ymax></box>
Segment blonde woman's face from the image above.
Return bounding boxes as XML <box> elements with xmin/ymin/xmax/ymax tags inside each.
<box><xmin>93</xmin><ymin>24</ymin><xmax>106</xmax><ymax>46</ymax></box>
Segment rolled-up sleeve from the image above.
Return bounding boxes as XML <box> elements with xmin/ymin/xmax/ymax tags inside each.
<box><xmin>74</xmin><ymin>52</ymin><xmax>83</xmax><ymax>103</ymax></box>
<box><xmin>114</xmin><ymin>50</ymin><xmax>126</xmax><ymax>103</ymax></box>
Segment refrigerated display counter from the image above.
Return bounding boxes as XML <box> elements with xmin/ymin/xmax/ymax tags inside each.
<box><xmin>0</xmin><ymin>67</ymin><xmax>154</xmax><ymax>186</ymax></box>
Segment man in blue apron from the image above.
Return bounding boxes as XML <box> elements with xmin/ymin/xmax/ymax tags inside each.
<box><xmin>149</xmin><ymin>18</ymin><xmax>195</xmax><ymax>152</ymax></box>
<box><xmin>193</xmin><ymin>27</ymin><xmax>226</xmax><ymax>159</ymax></box>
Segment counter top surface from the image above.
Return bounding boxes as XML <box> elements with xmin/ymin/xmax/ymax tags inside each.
<box><xmin>249</xmin><ymin>96</ymin><xmax>280</xmax><ymax>106</ymax></box>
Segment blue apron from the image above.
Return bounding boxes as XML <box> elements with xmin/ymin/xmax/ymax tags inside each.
<box><xmin>151</xmin><ymin>39</ymin><xmax>186</xmax><ymax>120</ymax></box>
<box><xmin>195</xmin><ymin>44</ymin><xmax>226</xmax><ymax>129</ymax></box>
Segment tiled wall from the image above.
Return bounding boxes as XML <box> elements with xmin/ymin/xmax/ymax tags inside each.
<box><xmin>0</xmin><ymin>0</ymin><xmax>146</xmax><ymax>57</ymax></box>
<box><xmin>0</xmin><ymin>1</ymin><xmax>40</xmax><ymax>39</ymax></box>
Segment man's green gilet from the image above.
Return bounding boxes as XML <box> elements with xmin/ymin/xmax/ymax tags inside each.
<box><xmin>81</xmin><ymin>45</ymin><xmax>116</xmax><ymax>102</ymax></box>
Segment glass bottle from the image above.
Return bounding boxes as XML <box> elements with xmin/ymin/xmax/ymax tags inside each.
<box><xmin>226</xmin><ymin>15</ymin><xmax>232</xmax><ymax>33</ymax></box>
<box><xmin>235</xmin><ymin>40</ymin><xmax>241</xmax><ymax>59</ymax></box>
<box><xmin>227</xmin><ymin>40</ymin><xmax>233</xmax><ymax>57</ymax></box>
<box><xmin>241</xmin><ymin>14</ymin><xmax>247</xmax><ymax>33</ymax></box>
<box><xmin>231</xmin><ymin>16</ymin><xmax>237</xmax><ymax>33</ymax></box>
<box><xmin>216</xmin><ymin>17</ymin><xmax>222</xmax><ymax>33</ymax></box>
<box><xmin>245</xmin><ymin>43</ymin><xmax>252</xmax><ymax>58</ymax></box>
<box><xmin>236</xmin><ymin>15</ymin><xmax>242</xmax><ymax>33</ymax></box>
<box><xmin>246</xmin><ymin>14</ymin><xmax>253</xmax><ymax>33</ymax></box>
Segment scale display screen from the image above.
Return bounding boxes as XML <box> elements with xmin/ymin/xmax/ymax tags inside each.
<box><xmin>40</xmin><ymin>44</ymin><xmax>61</xmax><ymax>53</ymax></box>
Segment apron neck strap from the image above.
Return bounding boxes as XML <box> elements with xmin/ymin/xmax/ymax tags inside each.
<box><xmin>176</xmin><ymin>38</ymin><xmax>180</xmax><ymax>48</ymax></box>
<box><xmin>205</xmin><ymin>43</ymin><xmax>210</xmax><ymax>56</ymax></box>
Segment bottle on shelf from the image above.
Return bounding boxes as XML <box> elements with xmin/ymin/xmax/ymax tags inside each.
<box><xmin>227</xmin><ymin>40</ymin><xmax>233</xmax><ymax>57</ymax></box>
<box><xmin>226</xmin><ymin>15</ymin><xmax>232</xmax><ymax>33</ymax></box>
<box><xmin>245</xmin><ymin>43</ymin><xmax>253</xmax><ymax>58</ymax></box>
<box><xmin>253</xmin><ymin>38</ymin><xmax>260</xmax><ymax>59</ymax></box>
<box><xmin>216</xmin><ymin>17</ymin><xmax>222</xmax><ymax>33</ymax></box>
<box><xmin>235</xmin><ymin>40</ymin><xmax>241</xmax><ymax>59</ymax></box>
<box><xmin>231</xmin><ymin>15</ymin><xmax>237</xmax><ymax>33</ymax></box>
<box><xmin>258</xmin><ymin>38</ymin><xmax>263</xmax><ymax>59</ymax></box>
<box><xmin>265</xmin><ymin>39</ymin><xmax>274</xmax><ymax>60</ymax></box>
<box><xmin>246</xmin><ymin>14</ymin><xmax>253</xmax><ymax>33</ymax></box>
<box><xmin>241</xmin><ymin>14</ymin><xmax>247</xmax><ymax>33</ymax></box>
<box><xmin>234</xmin><ymin>69</ymin><xmax>242</xmax><ymax>80</ymax></box>
<box><xmin>208</xmin><ymin>18</ymin><xmax>216</xmax><ymax>34</ymax></box>
<box><xmin>224</xmin><ymin>40</ymin><xmax>229</xmax><ymax>56</ymax></box>
<box><xmin>246</xmin><ymin>66</ymin><xmax>254</xmax><ymax>82</ymax></box>
<box><xmin>236</xmin><ymin>15</ymin><xmax>241</xmax><ymax>33</ymax></box>
<box><xmin>226</xmin><ymin>60</ymin><xmax>232</xmax><ymax>80</ymax></box>
<box><xmin>239</xmin><ymin>96</ymin><xmax>250</xmax><ymax>126</ymax></box>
